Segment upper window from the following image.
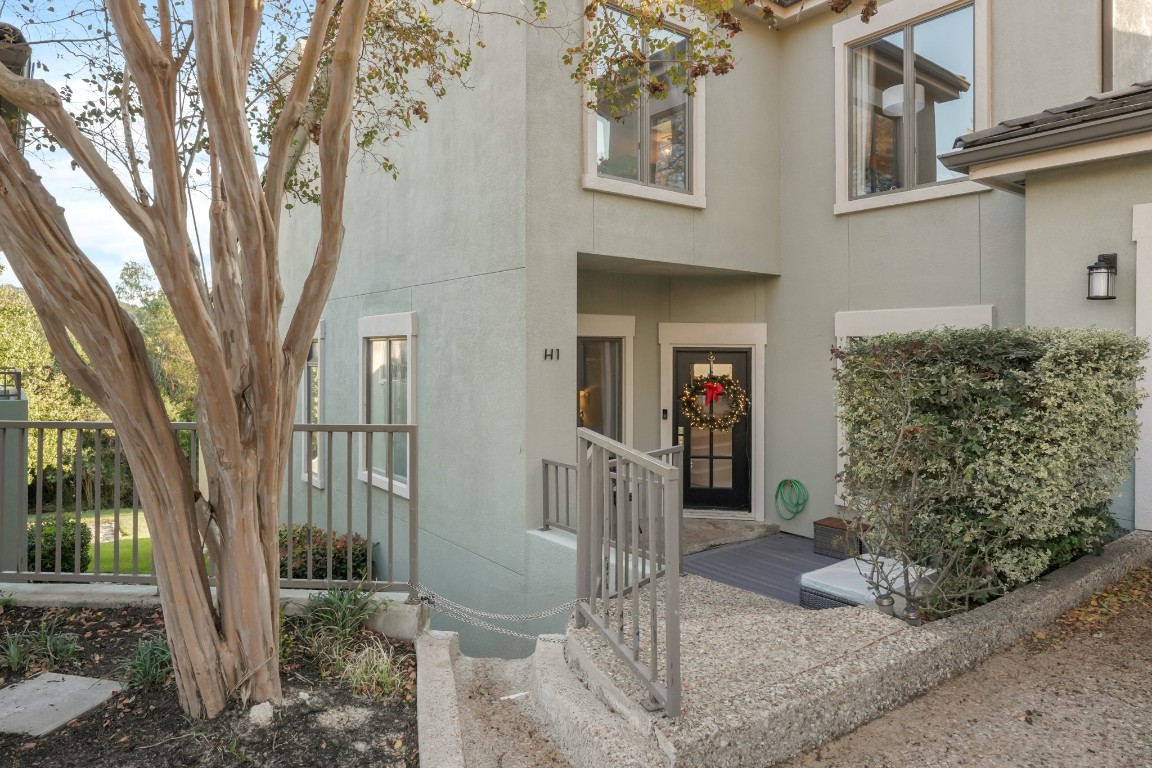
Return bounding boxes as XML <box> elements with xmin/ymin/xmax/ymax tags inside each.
<box><xmin>834</xmin><ymin>0</ymin><xmax>988</xmax><ymax>213</ymax></box>
<box><xmin>595</xmin><ymin>8</ymin><xmax>691</xmax><ymax>192</ymax></box>
<box><xmin>581</xmin><ymin>8</ymin><xmax>707</xmax><ymax>208</ymax></box>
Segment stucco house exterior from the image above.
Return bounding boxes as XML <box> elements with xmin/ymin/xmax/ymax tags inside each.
<box><xmin>278</xmin><ymin>0</ymin><xmax>1152</xmax><ymax>653</ymax></box>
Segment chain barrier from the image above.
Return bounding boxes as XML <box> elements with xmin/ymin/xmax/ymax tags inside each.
<box><xmin>409</xmin><ymin>582</ymin><xmax>582</xmax><ymax>643</ymax></box>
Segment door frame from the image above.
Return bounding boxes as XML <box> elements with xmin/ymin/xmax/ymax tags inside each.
<box><xmin>659</xmin><ymin>323</ymin><xmax>767</xmax><ymax>522</ymax></box>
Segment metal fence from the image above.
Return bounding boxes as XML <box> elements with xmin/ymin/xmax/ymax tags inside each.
<box><xmin>542</xmin><ymin>458</ymin><xmax>576</xmax><ymax>532</ymax></box>
<box><xmin>0</xmin><ymin>420</ymin><xmax>417</xmax><ymax>595</ymax></box>
<box><xmin>574</xmin><ymin>428</ymin><xmax>683</xmax><ymax>717</ymax></box>
<box><xmin>544</xmin><ymin>446</ymin><xmax>682</xmax><ymax>534</ymax></box>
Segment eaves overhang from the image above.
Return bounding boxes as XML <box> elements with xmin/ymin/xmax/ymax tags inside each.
<box><xmin>939</xmin><ymin>81</ymin><xmax>1152</xmax><ymax>193</ymax></box>
<box><xmin>940</xmin><ymin>109</ymin><xmax>1152</xmax><ymax>175</ymax></box>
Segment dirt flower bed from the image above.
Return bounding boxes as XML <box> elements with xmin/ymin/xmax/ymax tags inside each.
<box><xmin>0</xmin><ymin>602</ymin><xmax>417</xmax><ymax>768</ymax></box>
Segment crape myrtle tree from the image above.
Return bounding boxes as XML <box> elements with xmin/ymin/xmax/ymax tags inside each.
<box><xmin>0</xmin><ymin>0</ymin><xmax>778</xmax><ymax>718</ymax></box>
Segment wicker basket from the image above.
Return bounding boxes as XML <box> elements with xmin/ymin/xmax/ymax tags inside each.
<box><xmin>813</xmin><ymin>517</ymin><xmax>863</xmax><ymax>559</ymax></box>
<box><xmin>799</xmin><ymin>585</ymin><xmax>859</xmax><ymax>610</ymax></box>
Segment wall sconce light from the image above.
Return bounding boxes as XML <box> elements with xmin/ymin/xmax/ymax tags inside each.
<box><xmin>881</xmin><ymin>83</ymin><xmax>925</xmax><ymax>117</ymax></box>
<box><xmin>1087</xmin><ymin>253</ymin><xmax>1117</xmax><ymax>300</ymax></box>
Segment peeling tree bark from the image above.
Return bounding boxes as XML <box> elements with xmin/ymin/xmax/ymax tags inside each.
<box><xmin>0</xmin><ymin>0</ymin><xmax>370</xmax><ymax>718</ymax></box>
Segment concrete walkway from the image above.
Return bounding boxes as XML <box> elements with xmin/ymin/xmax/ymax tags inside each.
<box><xmin>551</xmin><ymin>532</ymin><xmax>1152</xmax><ymax>767</ymax></box>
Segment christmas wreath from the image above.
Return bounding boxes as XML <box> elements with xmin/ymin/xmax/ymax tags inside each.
<box><xmin>679</xmin><ymin>373</ymin><xmax>749</xmax><ymax>432</ymax></box>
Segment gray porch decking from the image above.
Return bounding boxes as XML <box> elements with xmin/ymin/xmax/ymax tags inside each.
<box><xmin>683</xmin><ymin>532</ymin><xmax>840</xmax><ymax>605</ymax></box>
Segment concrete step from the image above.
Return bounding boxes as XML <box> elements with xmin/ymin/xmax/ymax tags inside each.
<box><xmin>528</xmin><ymin>635</ymin><xmax>669</xmax><ymax>768</ymax></box>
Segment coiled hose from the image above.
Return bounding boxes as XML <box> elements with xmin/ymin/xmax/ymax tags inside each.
<box><xmin>774</xmin><ymin>478</ymin><xmax>809</xmax><ymax>520</ymax></box>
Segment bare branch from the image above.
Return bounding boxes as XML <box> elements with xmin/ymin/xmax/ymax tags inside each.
<box><xmin>281</xmin><ymin>0</ymin><xmax>371</xmax><ymax>380</ymax></box>
<box><xmin>264</xmin><ymin>0</ymin><xmax>338</xmax><ymax>222</ymax></box>
<box><xmin>0</xmin><ymin>65</ymin><xmax>155</xmax><ymax>239</ymax></box>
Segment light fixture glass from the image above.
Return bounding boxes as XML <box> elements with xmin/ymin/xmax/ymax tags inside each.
<box><xmin>1087</xmin><ymin>253</ymin><xmax>1117</xmax><ymax>301</ymax></box>
<box><xmin>881</xmin><ymin>83</ymin><xmax>926</xmax><ymax>117</ymax></box>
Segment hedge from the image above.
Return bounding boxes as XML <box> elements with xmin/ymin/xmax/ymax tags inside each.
<box><xmin>27</xmin><ymin>514</ymin><xmax>93</xmax><ymax>573</ymax></box>
<box><xmin>834</xmin><ymin>327</ymin><xmax>1145</xmax><ymax>616</ymax></box>
<box><xmin>278</xmin><ymin>524</ymin><xmax>371</xmax><ymax>581</ymax></box>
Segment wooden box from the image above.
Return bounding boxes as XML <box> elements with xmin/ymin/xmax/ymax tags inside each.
<box><xmin>812</xmin><ymin>516</ymin><xmax>863</xmax><ymax>560</ymax></box>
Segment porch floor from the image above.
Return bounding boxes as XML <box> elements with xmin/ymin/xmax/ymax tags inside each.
<box><xmin>683</xmin><ymin>532</ymin><xmax>840</xmax><ymax>605</ymax></box>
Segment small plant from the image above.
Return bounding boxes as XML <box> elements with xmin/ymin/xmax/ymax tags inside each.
<box><xmin>0</xmin><ymin>589</ymin><xmax>13</xmax><ymax>612</ymax></box>
<box><xmin>301</xmin><ymin>586</ymin><xmax>378</xmax><ymax>654</ymax></box>
<box><xmin>1</xmin><ymin>616</ymin><xmax>80</xmax><ymax>673</ymax></box>
<box><xmin>1</xmin><ymin>631</ymin><xmax>26</xmax><ymax>672</ymax></box>
<box><xmin>339</xmin><ymin>636</ymin><xmax>406</xmax><ymax>700</ymax></box>
<box><xmin>123</xmin><ymin>636</ymin><xmax>172</xmax><ymax>690</ymax></box>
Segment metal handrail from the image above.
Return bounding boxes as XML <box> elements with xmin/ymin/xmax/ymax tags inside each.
<box><xmin>574</xmin><ymin>427</ymin><xmax>682</xmax><ymax>717</ymax></box>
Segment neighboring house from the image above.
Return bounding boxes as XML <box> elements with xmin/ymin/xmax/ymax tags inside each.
<box><xmin>278</xmin><ymin>0</ymin><xmax>1152</xmax><ymax>653</ymax></box>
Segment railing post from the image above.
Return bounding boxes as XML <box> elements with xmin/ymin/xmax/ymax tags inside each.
<box><xmin>541</xmin><ymin>459</ymin><xmax>551</xmax><ymax>530</ymax></box>
<box><xmin>664</xmin><ymin>464</ymin><xmax>682</xmax><ymax>718</ymax></box>
<box><xmin>407</xmin><ymin>427</ymin><xmax>419</xmax><ymax>601</ymax></box>
<box><xmin>575</xmin><ymin>436</ymin><xmax>591</xmax><ymax>628</ymax></box>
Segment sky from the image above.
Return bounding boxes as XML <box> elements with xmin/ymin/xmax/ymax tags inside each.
<box><xmin>0</xmin><ymin>2</ymin><xmax>210</xmax><ymax>290</ymax></box>
<box><xmin>0</xmin><ymin>158</ymin><xmax>149</xmax><ymax>288</ymax></box>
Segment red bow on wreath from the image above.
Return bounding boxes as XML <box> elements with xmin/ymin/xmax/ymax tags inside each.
<box><xmin>703</xmin><ymin>381</ymin><xmax>724</xmax><ymax>405</ymax></box>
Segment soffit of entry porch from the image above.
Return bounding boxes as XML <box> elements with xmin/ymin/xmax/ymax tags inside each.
<box><xmin>577</xmin><ymin>251</ymin><xmax>777</xmax><ymax>277</ymax></box>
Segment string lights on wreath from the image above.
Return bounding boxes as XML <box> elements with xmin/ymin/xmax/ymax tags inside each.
<box><xmin>678</xmin><ymin>354</ymin><xmax>749</xmax><ymax>432</ymax></box>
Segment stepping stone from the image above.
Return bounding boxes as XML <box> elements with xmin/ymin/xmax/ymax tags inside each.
<box><xmin>0</xmin><ymin>673</ymin><xmax>122</xmax><ymax>736</ymax></box>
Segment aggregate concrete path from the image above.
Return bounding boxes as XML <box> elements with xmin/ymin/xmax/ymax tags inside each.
<box><xmin>777</xmin><ymin>570</ymin><xmax>1152</xmax><ymax>768</ymax></box>
<box><xmin>562</xmin><ymin>532</ymin><xmax>1152</xmax><ymax>767</ymax></box>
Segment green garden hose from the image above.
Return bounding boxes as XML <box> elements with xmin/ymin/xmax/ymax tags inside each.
<box><xmin>775</xmin><ymin>478</ymin><xmax>809</xmax><ymax>520</ymax></box>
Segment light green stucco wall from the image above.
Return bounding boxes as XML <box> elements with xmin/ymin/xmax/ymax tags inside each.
<box><xmin>278</xmin><ymin>0</ymin><xmax>1121</xmax><ymax>649</ymax></box>
<box><xmin>1022</xmin><ymin>155</ymin><xmax>1152</xmax><ymax>530</ymax></box>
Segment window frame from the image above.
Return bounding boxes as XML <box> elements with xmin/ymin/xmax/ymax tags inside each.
<box><xmin>580</xmin><ymin>8</ymin><xmax>707</xmax><ymax>209</ymax></box>
<box><xmin>832</xmin><ymin>0</ymin><xmax>990</xmax><ymax>215</ymax></box>
<box><xmin>301</xmin><ymin>320</ymin><xmax>326</xmax><ymax>488</ymax></box>
<box><xmin>357</xmin><ymin>312</ymin><xmax>417</xmax><ymax>498</ymax></box>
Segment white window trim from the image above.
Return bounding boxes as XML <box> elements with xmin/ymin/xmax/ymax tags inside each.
<box><xmin>580</xmin><ymin>12</ymin><xmax>707</xmax><ymax>209</ymax></box>
<box><xmin>358</xmin><ymin>312</ymin><xmax>417</xmax><ymax>499</ymax></box>
<box><xmin>832</xmin><ymin>0</ymin><xmax>990</xmax><ymax>215</ymax></box>
<box><xmin>833</xmin><ymin>304</ymin><xmax>996</xmax><ymax>503</ymax></box>
<box><xmin>577</xmin><ymin>314</ymin><xmax>636</xmax><ymax>446</ymax></box>
<box><xmin>658</xmin><ymin>322</ymin><xmax>767</xmax><ymax>522</ymax></box>
<box><xmin>1131</xmin><ymin>203</ymin><xmax>1152</xmax><ymax>532</ymax></box>
<box><xmin>301</xmin><ymin>320</ymin><xmax>326</xmax><ymax>488</ymax></box>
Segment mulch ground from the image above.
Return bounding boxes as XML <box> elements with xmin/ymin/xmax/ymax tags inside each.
<box><xmin>0</xmin><ymin>604</ymin><xmax>418</xmax><ymax>768</ymax></box>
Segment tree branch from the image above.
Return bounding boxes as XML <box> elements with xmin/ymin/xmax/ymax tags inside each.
<box><xmin>282</xmin><ymin>0</ymin><xmax>371</xmax><ymax>379</ymax></box>
<box><xmin>0</xmin><ymin>65</ymin><xmax>155</xmax><ymax>239</ymax></box>
<box><xmin>264</xmin><ymin>0</ymin><xmax>338</xmax><ymax>224</ymax></box>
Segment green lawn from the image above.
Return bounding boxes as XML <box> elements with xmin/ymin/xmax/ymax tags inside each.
<box><xmin>26</xmin><ymin>508</ymin><xmax>154</xmax><ymax>576</ymax></box>
<box><xmin>79</xmin><ymin>508</ymin><xmax>154</xmax><ymax>575</ymax></box>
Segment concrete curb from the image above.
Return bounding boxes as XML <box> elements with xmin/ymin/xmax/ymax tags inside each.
<box><xmin>528</xmin><ymin>634</ymin><xmax>669</xmax><ymax>768</ymax></box>
<box><xmin>666</xmin><ymin>531</ymin><xmax>1152</xmax><ymax>767</ymax></box>
<box><xmin>2</xmin><ymin>584</ymin><xmax>428</xmax><ymax>642</ymax></box>
<box><xmin>415</xmin><ymin>630</ymin><xmax>466</xmax><ymax>768</ymax></box>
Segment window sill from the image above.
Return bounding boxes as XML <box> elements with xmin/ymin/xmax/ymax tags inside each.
<box><xmin>582</xmin><ymin>174</ymin><xmax>706</xmax><ymax>210</ymax></box>
<box><xmin>834</xmin><ymin>179</ymin><xmax>990</xmax><ymax>215</ymax></box>
<box><xmin>358</xmin><ymin>469</ymin><xmax>410</xmax><ymax>499</ymax></box>
<box><xmin>301</xmin><ymin>472</ymin><xmax>325</xmax><ymax>490</ymax></box>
